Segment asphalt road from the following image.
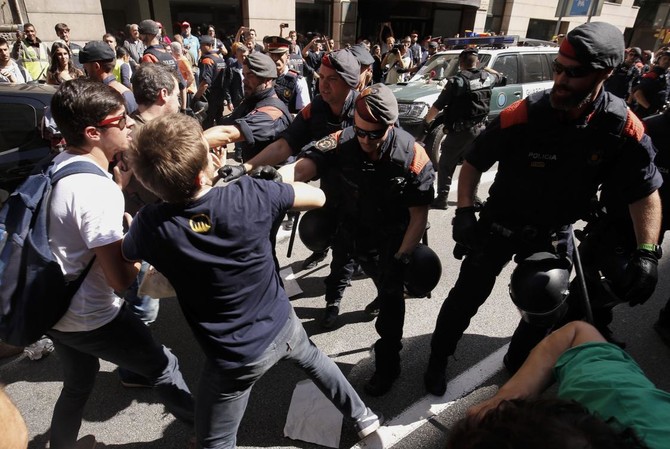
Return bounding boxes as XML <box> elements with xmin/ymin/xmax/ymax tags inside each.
<box><xmin>2</xmin><ymin>166</ymin><xmax>669</xmax><ymax>449</ymax></box>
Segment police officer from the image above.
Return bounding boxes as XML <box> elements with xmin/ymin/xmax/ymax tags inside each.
<box><xmin>265</xmin><ymin>36</ymin><xmax>310</xmax><ymax>113</ymax></box>
<box><xmin>632</xmin><ymin>49</ymin><xmax>670</xmax><ymax>118</ymax></box>
<box><xmin>280</xmin><ymin>84</ymin><xmax>435</xmax><ymax>396</ymax></box>
<box><xmin>219</xmin><ymin>51</ymin><xmax>376</xmax><ymax>320</ymax></box>
<box><xmin>350</xmin><ymin>42</ymin><xmax>375</xmax><ymax>91</ymax></box>
<box><xmin>204</xmin><ymin>52</ymin><xmax>292</xmax><ymax>163</ymax></box>
<box><xmin>424</xmin><ymin>22</ymin><xmax>663</xmax><ymax>396</ymax></box>
<box><xmin>195</xmin><ymin>35</ymin><xmax>231</xmax><ymax>129</ymax></box>
<box><xmin>138</xmin><ymin>19</ymin><xmax>188</xmax><ymax>109</ymax></box>
<box><xmin>424</xmin><ymin>47</ymin><xmax>504</xmax><ymax>210</ymax></box>
<box><xmin>604</xmin><ymin>46</ymin><xmax>643</xmax><ymax>101</ymax></box>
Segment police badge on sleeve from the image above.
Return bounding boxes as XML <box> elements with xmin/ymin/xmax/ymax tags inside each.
<box><xmin>314</xmin><ymin>135</ymin><xmax>338</xmax><ymax>153</ymax></box>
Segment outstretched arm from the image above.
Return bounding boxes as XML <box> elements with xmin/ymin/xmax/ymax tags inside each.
<box><xmin>467</xmin><ymin>321</ymin><xmax>606</xmax><ymax>418</ymax></box>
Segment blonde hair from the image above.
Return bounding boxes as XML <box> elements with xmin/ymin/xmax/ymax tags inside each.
<box><xmin>128</xmin><ymin>114</ymin><xmax>209</xmax><ymax>203</ymax></box>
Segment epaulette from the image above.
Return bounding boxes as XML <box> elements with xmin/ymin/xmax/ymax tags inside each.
<box><xmin>409</xmin><ymin>143</ymin><xmax>431</xmax><ymax>175</ymax></box>
<box><xmin>622</xmin><ymin>110</ymin><xmax>645</xmax><ymax>141</ymax></box>
<box><xmin>500</xmin><ymin>99</ymin><xmax>528</xmax><ymax>129</ymax></box>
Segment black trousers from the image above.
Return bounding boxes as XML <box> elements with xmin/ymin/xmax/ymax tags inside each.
<box><xmin>428</xmin><ymin>225</ymin><xmax>572</xmax><ymax>372</ymax></box>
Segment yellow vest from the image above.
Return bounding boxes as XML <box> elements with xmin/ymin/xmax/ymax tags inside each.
<box><xmin>17</xmin><ymin>41</ymin><xmax>49</xmax><ymax>81</ymax></box>
<box><xmin>113</xmin><ymin>59</ymin><xmax>122</xmax><ymax>83</ymax></box>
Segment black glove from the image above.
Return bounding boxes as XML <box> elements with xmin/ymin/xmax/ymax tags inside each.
<box><xmin>249</xmin><ymin>165</ymin><xmax>282</xmax><ymax>183</ymax></box>
<box><xmin>218</xmin><ymin>164</ymin><xmax>246</xmax><ymax>182</ymax></box>
<box><xmin>623</xmin><ymin>248</ymin><xmax>659</xmax><ymax>306</ymax></box>
<box><xmin>452</xmin><ymin>206</ymin><xmax>480</xmax><ymax>250</ymax></box>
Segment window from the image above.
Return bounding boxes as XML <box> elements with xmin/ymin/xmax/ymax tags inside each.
<box><xmin>0</xmin><ymin>103</ymin><xmax>38</xmax><ymax>152</ymax></box>
<box><xmin>492</xmin><ymin>54</ymin><xmax>519</xmax><ymax>84</ymax></box>
<box><xmin>521</xmin><ymin>54</ymin><xmax>551</xmax><ymax>83</ymax></box>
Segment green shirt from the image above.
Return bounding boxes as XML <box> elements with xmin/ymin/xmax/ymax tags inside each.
<box><xmin>555</xmin><ymin>342</ymin><xmax>670</xmax><ymax>449</ymax></box>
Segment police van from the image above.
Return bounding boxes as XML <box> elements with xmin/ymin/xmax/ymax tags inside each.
<box><xmin>389</xmin><ymin>36</ymin><xmax>558</xmax><ymax>164</ymax></box>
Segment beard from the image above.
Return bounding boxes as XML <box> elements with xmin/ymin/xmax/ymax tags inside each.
<box><xmin>549</xmin><ymin>83</ymin><xmax>595</xmax><ymax>111</ymax></box>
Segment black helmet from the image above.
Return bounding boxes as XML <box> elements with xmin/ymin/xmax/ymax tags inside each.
<box><xmin>298</xmin><ymin>209</ymin><xmax>337</xmax><ymax>252</ymax></box>
<box><xmin>509</xmin><ymin>252</ymin><xmax>570</xmax><ymax>327</ymax></box>
<box><xmin>404</xmin><ymin>244</ymin><xmax>442</xmax><ymax>297</ymax></box>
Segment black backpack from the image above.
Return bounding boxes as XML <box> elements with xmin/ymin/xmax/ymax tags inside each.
<box><xmin>0</xmin><ymin>160</ymin><xmax>106</xmax><ymax>345</ymax></box>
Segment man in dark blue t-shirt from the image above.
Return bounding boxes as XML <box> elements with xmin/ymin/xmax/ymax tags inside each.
<box><xmin>122</xmin><ymin>113</ymin><xmax>380</xmax><ymax>449</ymax></box>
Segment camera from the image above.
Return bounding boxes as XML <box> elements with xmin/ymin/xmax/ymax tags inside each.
<box><xmin>280</xmin><ymin>23</ymin><xmax>289</xmax><ymax>28</ymax></box>
<box><xmin>392</xmin><ymin>43</ymin><xmax>404</xmax><ymax>52</ymax></box>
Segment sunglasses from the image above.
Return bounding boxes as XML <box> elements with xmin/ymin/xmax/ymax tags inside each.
<box><xmin>96</xmin><ymin>114</ymin><xmax>128</xmax><ymax>130</ymax></box>
<box><xmin>552</xmin><ymin>60</ymin><xmax>595</xmax><ymax>78</ymax></box>
<box><xmin>353</xmin><ymin>125</ymin><xmax>386</xmax><ymax>140</ymax></box>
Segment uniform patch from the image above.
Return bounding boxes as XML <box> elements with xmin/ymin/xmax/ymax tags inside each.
<box><xmin>315</xmin><ymin>135</ymin><xmax>338</xmax><ymax>152</ymax></box>
<box><xmin>189</xmin><ymin>214</ymin><xmax>212</xmax><ymax>233</ymax></box>
<box><xmin>283</xmin><ymin>88</ymin><xmax>292</xmax><ymax>99</ymax></box>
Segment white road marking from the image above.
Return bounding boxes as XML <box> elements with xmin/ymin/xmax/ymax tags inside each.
<box><xmin>351</xmin><ymin>343</ymin><xmax>509</xmax><ymax>449</ymax></box>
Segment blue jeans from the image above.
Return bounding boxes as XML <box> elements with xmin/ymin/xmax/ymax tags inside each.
<box><xmin>195</xmin><ymin>308</ymin><xmax>367</xmax><ymax>449</ymax></box>
<box><xmin>125</xmin><ymin>260</ymin><xmax>160</xmax><ymax>324</ymax></box>
<box><xmin>48</xmin><ymin>306</ymin><xmax>194</xmax><ymax>449</ymax></box>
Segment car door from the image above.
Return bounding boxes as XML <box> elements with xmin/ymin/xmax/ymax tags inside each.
<box><xmin>488</xmin><ymin>53</ymin><xmax>521</xmax><ymax>120</ymax></box>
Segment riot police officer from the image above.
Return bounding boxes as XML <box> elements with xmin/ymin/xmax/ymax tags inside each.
<box><xmin>280</xmin><ymin>84</ymin><xmax>435</xmax><ymax>396</ymax></box>
<box><xmin>195</xmin><ymin>35</ymin><xmax>231</xmax><ymax>129</ymax></box>
<box><xmin>424</xmin><ymin>47</ymin><xmax>504</xmax><ymax>210</ymax></box>
<box><xmin>632</xmin><ymin>49</ymin><xmax>670</xmax><ymax>118</ymax></box>
<box><xmin>424</xmin><ymin>22</ymin><xmax>663</xmax><ymax>396</ymax></box>
<box><xmin>265</xmin><ymin>36</ymin><xmax>311</xmax><ymax>113</ymax></box>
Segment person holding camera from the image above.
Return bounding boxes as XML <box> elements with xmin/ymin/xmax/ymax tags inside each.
<box><xmin>381</xmin><ymin>37</ymin><xmax>411</xmax><ymax>84</ymax></box>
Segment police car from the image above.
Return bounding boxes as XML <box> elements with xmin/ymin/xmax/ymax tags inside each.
<box><xmin>390</xmin><ymin>36</ymin><xmax>558</xmax><ymax>164</ymax></box>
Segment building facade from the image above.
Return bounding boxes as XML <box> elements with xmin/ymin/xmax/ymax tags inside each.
<box><xmin>0</xmin><ymin>0</ymin><xmax>667</xmax><ymax>53</ymax></box>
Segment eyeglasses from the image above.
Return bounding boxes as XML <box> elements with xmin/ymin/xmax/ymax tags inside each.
<box><xmin>353</xmin><ymin>125</ymin><xmax>386</xmax><ymax>140</ymax></box>
<box><xmin>96</xmin><ymin>114</ymin><xmax>128</xmax><ymax>130</ymax></box>
<box><xmin>552</xmin><ymin>60</ymin><xmax>595</xmax><ymax>78</ymax></box>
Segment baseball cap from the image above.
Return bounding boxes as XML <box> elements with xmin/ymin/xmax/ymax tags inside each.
<box><xmin>199</xmin><ymin>35</ymin><xmax>214</xmax><ymax>46</ymax></box>
<box><xmin>79</xmin><ymin>41</ymin><xmax>115</xmax><ymax>63</ymax></box>
<box><xmin>138</xmin><ymin>19</ymin><xmax>160</xmax><ymax>36</ymax></box>
<box><xmin>559</xmin><ymin>22</ymin><xmax>624</xmax><ymax>69</ymax></box>
<box><xmin>245</xmin><ymin>52</ymin><xmax>278</xmax><ymax>79</ymax></box>
<box><xmin>460</xmin><ymin>47</ymin><xmax>478</xmax><ymax>56</ymax></box>
<box><xmin>181</xmin><ymin>21</ymin><xmax>191</xmax><ymax>28</ymax></box>
<box><xmin>355</xmin><ymin>83</ymin><xmax>398</xmax><ymax>125</ymax></box>
<box><xmin>429</xmin><ymin>41</ymin><xmax>439</xmax><ymax>49</ymax></box>
<box><xmin>321</xmin><ymin>50</ymin><xmax>360</xmax><ymax>88</ymax></box>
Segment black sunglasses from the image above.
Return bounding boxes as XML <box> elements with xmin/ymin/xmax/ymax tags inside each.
<box><xmin>353</xmin><ymin>125</ymin><xmax>386</xmax><ymax>140</ymax></box>
<box><xmin>552</xmin><ymin>60</ymin><xmax>594</xmax><ymax>78</ymax></box>
<box><xmin>96</xmin><ymin>114</ymin><xmax>128</xmax><ymax>130</ymax></box>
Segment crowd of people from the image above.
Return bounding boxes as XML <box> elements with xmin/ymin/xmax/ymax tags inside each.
<box><xmin>0</xmin><ymin>16</ymin><xmax>670</xmax><ymax>449</ymax></box>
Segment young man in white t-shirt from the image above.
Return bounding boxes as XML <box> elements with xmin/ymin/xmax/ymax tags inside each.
<box><xmin>46</xmin><ymin>78</ymin><xmax>194</xmax><ymax>449</ymax></box>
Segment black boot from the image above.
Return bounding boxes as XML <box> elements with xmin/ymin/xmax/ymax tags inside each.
<box><xmin>431</xmin><ymin>193</ymin><xmax>449</xmax><ymax>210</ymax></box>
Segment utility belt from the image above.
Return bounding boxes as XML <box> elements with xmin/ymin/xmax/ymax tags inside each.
<box><xmin>487</xmin><ymin>222</ymin><xmax>573</xmax><ymax>259</ymax></box>
<box><xmin>447</xmin><ymin>117</ymin><xmax>488</xmax><ymax>133</ymax></box>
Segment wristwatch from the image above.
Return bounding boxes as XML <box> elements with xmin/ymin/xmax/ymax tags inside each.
<box><xmin>638</xmin><ymin>243</ymin><xmax>662</xmax><ymax>258</ymax></box>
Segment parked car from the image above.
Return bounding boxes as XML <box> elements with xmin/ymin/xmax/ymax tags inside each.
<box><xmin>0</xmin><ymin>83</ymin><xmax>58</xmax><ymax>203</ymax></box>
<box><xmin>389</xmin><ymin>37</ymin><xmax>558</xmax><ymax>165</ymax></box>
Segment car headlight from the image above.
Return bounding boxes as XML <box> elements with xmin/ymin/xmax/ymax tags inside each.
<box><xmin>398</xmin><ymin>102</ymin><xmax>428</xmax><ymax>119</ymax></box>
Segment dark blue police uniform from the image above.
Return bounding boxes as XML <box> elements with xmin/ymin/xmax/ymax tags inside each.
<box><xmin>432</xmin><ymin>68</ymin><xmax>503</xmax><ymax>205</ymax></box>
<box><xmin>219</xmin><ymin>86</ymin><xmax>292</xmax><ymax>162</ymax></box>
<box><xmin>303</xmin><ymin>126</ymin><xmax>434</xmax><ymax>390</ymax></box>
<box><xmin>199</xmin><ymin>51</ymin><xmax>231</xmax><ymax>129</ymax></box>
<box><xmin>428</xmin><ymin>89</ymin><xmax>662</xmax><ymax>379</ymax></box>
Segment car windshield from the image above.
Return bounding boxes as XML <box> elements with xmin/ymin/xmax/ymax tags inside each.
<box><xmin>410</xmin><ymin>53</ymin><xmax>492</xmax><ymax>81</ymax></box>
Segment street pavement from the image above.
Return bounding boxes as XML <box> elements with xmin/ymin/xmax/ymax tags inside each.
<box><xmin>2</xmin><ymin>165</ymin><xmax>670</xmax><ymax>449</ymax></box>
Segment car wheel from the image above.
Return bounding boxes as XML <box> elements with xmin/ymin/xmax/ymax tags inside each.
<box><xmin>424</xmin><ymin>124</ymin><xmax>445</xmax><ymax>168</ymax></box>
